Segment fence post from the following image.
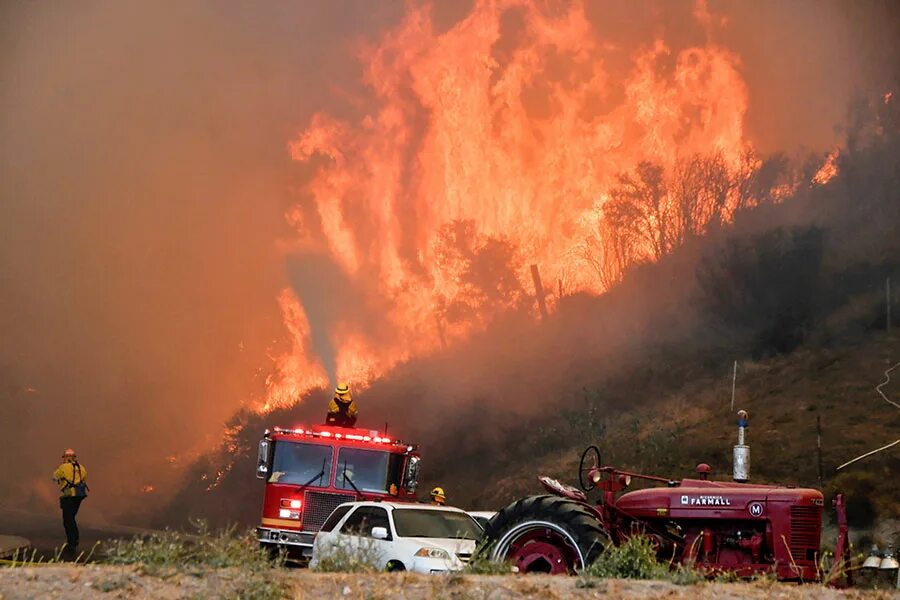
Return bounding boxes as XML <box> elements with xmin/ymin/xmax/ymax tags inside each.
<box><xmin>887</xmin><ymin>277</ymin><xmax>892</xmax><ymax>331</ymax></box>
<box><xmin>816</xmin><ymin>415</ymin><xmax>824</xmax><ymax>488</ymax></box>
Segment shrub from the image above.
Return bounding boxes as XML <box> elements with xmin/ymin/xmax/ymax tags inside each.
<box><xmin>584</xmin><ymin>535</ymin><xmax>668</xmax><ymax>579</ymax></box>
<box><xmin>582</xmin><ymin>535</ymin><xmax>701</xmax><ymax>585</ymax></box>
<box><xmin>311</xmin><ymin>536</ymin><xmax>381</xmax><ymax>573</ymax></box>
<box><xmin>106</xmin><ymin>520</ymin><xmax>279</xmax><ymax>573</ymax></box>
<box><xmin>462</xmin><ymin>553</ymin><xmax>517</xmax><ymax>575</ymax></box>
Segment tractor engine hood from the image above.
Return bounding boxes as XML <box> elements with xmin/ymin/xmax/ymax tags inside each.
<box><xmin>615</xmin><ymin>478</ymin><xmax>824</xmax><ymax>519</ymax></box>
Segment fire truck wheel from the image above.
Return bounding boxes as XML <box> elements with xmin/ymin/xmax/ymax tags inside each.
<box><xmin>481</xmin><ymin>495</ymin><xmax>607</xmax><ymax>574</ymax></box>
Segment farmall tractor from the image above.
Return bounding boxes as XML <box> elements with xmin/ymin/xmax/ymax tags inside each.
<box><xmin>481</xmin><ymin>410</ymin><xmax>851</xmax><ymax>582</ymax></box>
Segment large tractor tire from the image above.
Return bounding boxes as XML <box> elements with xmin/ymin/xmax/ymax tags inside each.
<box><xmin>481</xmin><ymin>495</ymin><xmax>608</xmax><ymax>574</ymax></box>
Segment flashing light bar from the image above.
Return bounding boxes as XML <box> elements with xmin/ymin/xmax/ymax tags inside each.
<box><xmin>270</xmin><ymin>426</ymin><xmax>400</xmax><ymax>446</ymax></box>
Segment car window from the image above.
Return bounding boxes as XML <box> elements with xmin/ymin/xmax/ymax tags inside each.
<box><xmin>393</xmin><ymin>509</ymin><xmax>483</xmax><ymax>540</ymax></box>
<box><xmin>340</xmin><ymin>507</ymin><xmax>368</xmax><ymax>534</ymax></box>
<box><xmin>367</xmin><ymin>507</ymin><xmax>391</xmax><ymax>540</ymax></box>
<box><xmin>340</xmin><ymin>506</ymin><xmax>392</xmax><ymax>539</ymax></box>
<box><xmin>320</xmin><ymin>505</ymin><xmax>353</xmax><ymax>533</ymax></box>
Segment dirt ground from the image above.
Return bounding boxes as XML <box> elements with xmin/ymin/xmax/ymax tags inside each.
<box><xmin>0</xmin><ymin>566</ymin><xmax>898</xmax><ymax>600</ymax></box>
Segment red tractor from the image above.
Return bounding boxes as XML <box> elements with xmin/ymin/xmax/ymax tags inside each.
<box><xmin>481</xmin><ymin>411</ymin><xmax>850</xmax><ymax>582</ymax></box>
<box><xmin>255</xmin><ymin>424</ymin><xmax>421</xmax><ymax>559</ymax></box>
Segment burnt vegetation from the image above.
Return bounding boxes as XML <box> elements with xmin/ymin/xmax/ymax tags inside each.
<box><xmin>158</xmin><ymin>89</ymin><xmax>900</xmax><ymax>533</ymax></box>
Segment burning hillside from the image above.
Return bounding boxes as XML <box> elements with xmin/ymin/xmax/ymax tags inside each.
<box><xmin>2</xmin><ymin>0</ymin><xmax>898</xmax><ymax>525</ymax></box>
<box><xmin>264</xmin><ymin>0</ymin><xmax>767</xmax><ymax>410</ymax></box>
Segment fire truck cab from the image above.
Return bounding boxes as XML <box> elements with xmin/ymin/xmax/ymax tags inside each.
<box><xmin>256</xmin><ymin>424</ymin><xmax>420</xmax><ymax>558</ymax></box>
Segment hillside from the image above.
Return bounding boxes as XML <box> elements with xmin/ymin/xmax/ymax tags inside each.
<box><xmin>153</xmin><ymin>87</ymin><xmax>900</xmax><ymax>537</ymax></box>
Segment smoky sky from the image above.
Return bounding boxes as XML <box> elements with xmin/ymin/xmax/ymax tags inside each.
<box><xmin>1</xmin><ymin>0</ymin><xmax>897</xmax><ymax>522</ymax></box>
<box><xmin>286</xmin><ymin>252</ymin><xmax>394</xmax><ymax>384</ymax></box>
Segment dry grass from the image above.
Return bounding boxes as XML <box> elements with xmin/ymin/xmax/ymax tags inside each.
<box><xmin>1</xmin><ymin>566</ymin><xmax>896</xmax><ymax>599</ymax></box>
<box><xmin>103</xmin><ymin>520</ymin><xmax>288</xmax><ymax>600</ymax></box>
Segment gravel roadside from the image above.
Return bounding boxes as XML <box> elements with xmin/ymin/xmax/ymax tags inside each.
<box><xmin>1</xmin><ymin>566</ymin><xmax>899</xmax><ymax>600</ymax></box>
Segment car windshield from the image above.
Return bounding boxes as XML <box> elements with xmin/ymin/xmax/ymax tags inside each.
<box><xmin>268</xmin><ymin>441</ymin><xmax>332</xmax><ymax>487</ymax></box>
<box><xmin>392</xmin><ymin>509</ymin><xmax>482</xmax><ymax>540</ymax></box>
<box><xmin>335</xmin><ymin>448</ymin><xmax>404</xmax><ymax>493</ymax></box>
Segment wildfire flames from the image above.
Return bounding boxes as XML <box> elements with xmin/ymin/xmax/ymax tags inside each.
<box><xmin>259</xmin><ymin>1</ymin><xmax>834</xmax><ymax>411</ymax></box>
<box><xmin>812</xmin><ymin>149</ymin><xmax>840</xmax><ymax>185</ymax></box>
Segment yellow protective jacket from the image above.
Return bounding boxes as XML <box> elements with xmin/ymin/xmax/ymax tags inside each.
<box><xmin>326</xmin><ymin>394</ymin><xmax>358</xmax><ymax>427</ymax></box>
<box><xmin>53</xmin><ymin>459</ymin><xmax>88</xmax><ymax>498</ymax></box>
<box><xmin>327</xmin><ymin>396</ymin><xmax>358</xmax><ymax>418</ymax></box>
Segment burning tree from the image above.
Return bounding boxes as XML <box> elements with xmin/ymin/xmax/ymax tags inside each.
<box><xmin>580</xmin><ymin>149</ymin><xmax>794</xmax><ymax>290</ymax></box>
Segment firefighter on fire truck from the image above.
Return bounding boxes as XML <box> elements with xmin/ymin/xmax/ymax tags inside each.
<box><xmin>326</xmin><ymin>382</ymin><xmax>358</xmax><ymax>427</ymax></box>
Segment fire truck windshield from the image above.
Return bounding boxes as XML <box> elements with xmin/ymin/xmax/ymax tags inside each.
<box><xmin>268</xmin><ymin>441</ymin><xmax>333</xmax><ymax>487</ymax></box>
<box><xmin>335</xmin><ymin>448</ymin><xmax>404</xmax><ymax>493</ymax></box>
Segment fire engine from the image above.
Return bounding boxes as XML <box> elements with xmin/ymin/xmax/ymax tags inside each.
<box><xmin>255</xmin><ymin>423</ymin><xmax>421</xmax><ymax>558</ymax></box>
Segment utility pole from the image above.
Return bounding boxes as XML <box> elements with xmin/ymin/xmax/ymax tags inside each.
<box><xmin>531</xmin><ymin>264</ymin><xmax>549</xmax><ymax>321</ymax></box>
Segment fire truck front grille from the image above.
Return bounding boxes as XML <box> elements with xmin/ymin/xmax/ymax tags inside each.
<box><xmin>302</xmin><ymin>491</ymin><xmax>355</xmax><ymax>532</ymax></box>
<box><xmin>789</xmin><ymin>505</ymin><xmax>821</xmax><ymax>563</ymax></box>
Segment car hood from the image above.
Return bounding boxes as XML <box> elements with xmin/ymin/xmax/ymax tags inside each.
<box><xmin>412</xmin><ymin>537</ymin><xmax>477</xmax><ymax>555</ymax></box>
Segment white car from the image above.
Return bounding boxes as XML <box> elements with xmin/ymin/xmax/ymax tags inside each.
<box><xmin>310</xmin><ymin>501</ymin><xmax>481</xmax><ymax>573</ymax></box>
<box><xmin>467</xmin><ymin>510</ymin><xmax>497</xmax><ymax>530</ymax></box>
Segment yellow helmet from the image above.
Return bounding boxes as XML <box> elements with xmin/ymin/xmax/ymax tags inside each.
<box><xmin>430</xmin><ymin>487</ymin><xmax>446</xmax><ymax>503</ymax></box>
<box><xmin>335</xmin><ymin>383</ymin><xmax>350</xmax><ymax>395</ymax></box>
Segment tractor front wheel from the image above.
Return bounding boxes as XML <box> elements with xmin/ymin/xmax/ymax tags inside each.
<box><xmin>481</xmin><ymin>495</ymin><xmax>608</xmax><ymax>574</ymax></box>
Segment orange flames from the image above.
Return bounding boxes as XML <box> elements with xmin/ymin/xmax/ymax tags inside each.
<box><xmin>812</xmin><ymin>149</ymin><xmax>840</xmax><ymax>185</ymax></box>
<box><xmin>261</xmin><ymin>1</ymin><xmax>758</xmax><ymax>411</ymax></box>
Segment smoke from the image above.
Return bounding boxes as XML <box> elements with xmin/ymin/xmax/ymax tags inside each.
<box><xmin>286</xmin><ymin>252</ymin><xmax>395</xmax><ymax>385</ymax></box>
<box><xmin>0</xmin><ymin>0</ymin><xmax>405</xmax><ymax>521</ymax></box>
<box><xmin>1</xmin><ymin>0</ymin><xmax>898</xmax><ymax>529</ymax></box>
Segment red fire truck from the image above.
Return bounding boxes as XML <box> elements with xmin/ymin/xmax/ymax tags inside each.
<box><xmin>255</xmin><ymin>423</ymin><xmax>421</xmax><ymax>558</ymax></box>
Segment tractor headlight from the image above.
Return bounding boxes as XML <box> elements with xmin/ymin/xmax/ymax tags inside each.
<box><xmin>414</xmin><ymin>547</ymin><xmax>450</xmax><ymax>559</ymax></box>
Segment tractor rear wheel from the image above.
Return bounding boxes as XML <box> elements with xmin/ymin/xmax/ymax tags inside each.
<box><xmin>481</xmin><ymin>495</ymin><xmax>608</xmax><ymax>574</ymax></box>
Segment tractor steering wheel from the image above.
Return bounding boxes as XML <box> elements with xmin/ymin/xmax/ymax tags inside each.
<box><xmin>578</xmin><ymin>445</ymin><xmax>602</xmax><ymax>491</ymax></box>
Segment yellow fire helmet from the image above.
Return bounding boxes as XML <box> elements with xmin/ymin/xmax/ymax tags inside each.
<box><xmin>335</xmin><ymin>383</ymin><xmax>350</xmax><ymax>396</ymax></box>
<box><xmin>431</xmin><ymin>487</ymin><xmax>446</xmax><ymax>503</ymax></box>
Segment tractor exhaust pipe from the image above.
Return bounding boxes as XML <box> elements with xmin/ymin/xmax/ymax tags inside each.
<box><xmin>733</xmin><ymin>409</ymin><xmax>750</xmax><ymax>482</ymax></box>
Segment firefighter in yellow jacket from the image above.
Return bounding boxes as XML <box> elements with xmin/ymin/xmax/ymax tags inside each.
<box><xmin>52</xmin><ymin>448</ymin><xmax>88</xmax><ymax>558</ymax></box>
<box><xmin>326</xmin><ymin>383</ymin><xmax>358</xmax><ymax>427</ymax></box>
